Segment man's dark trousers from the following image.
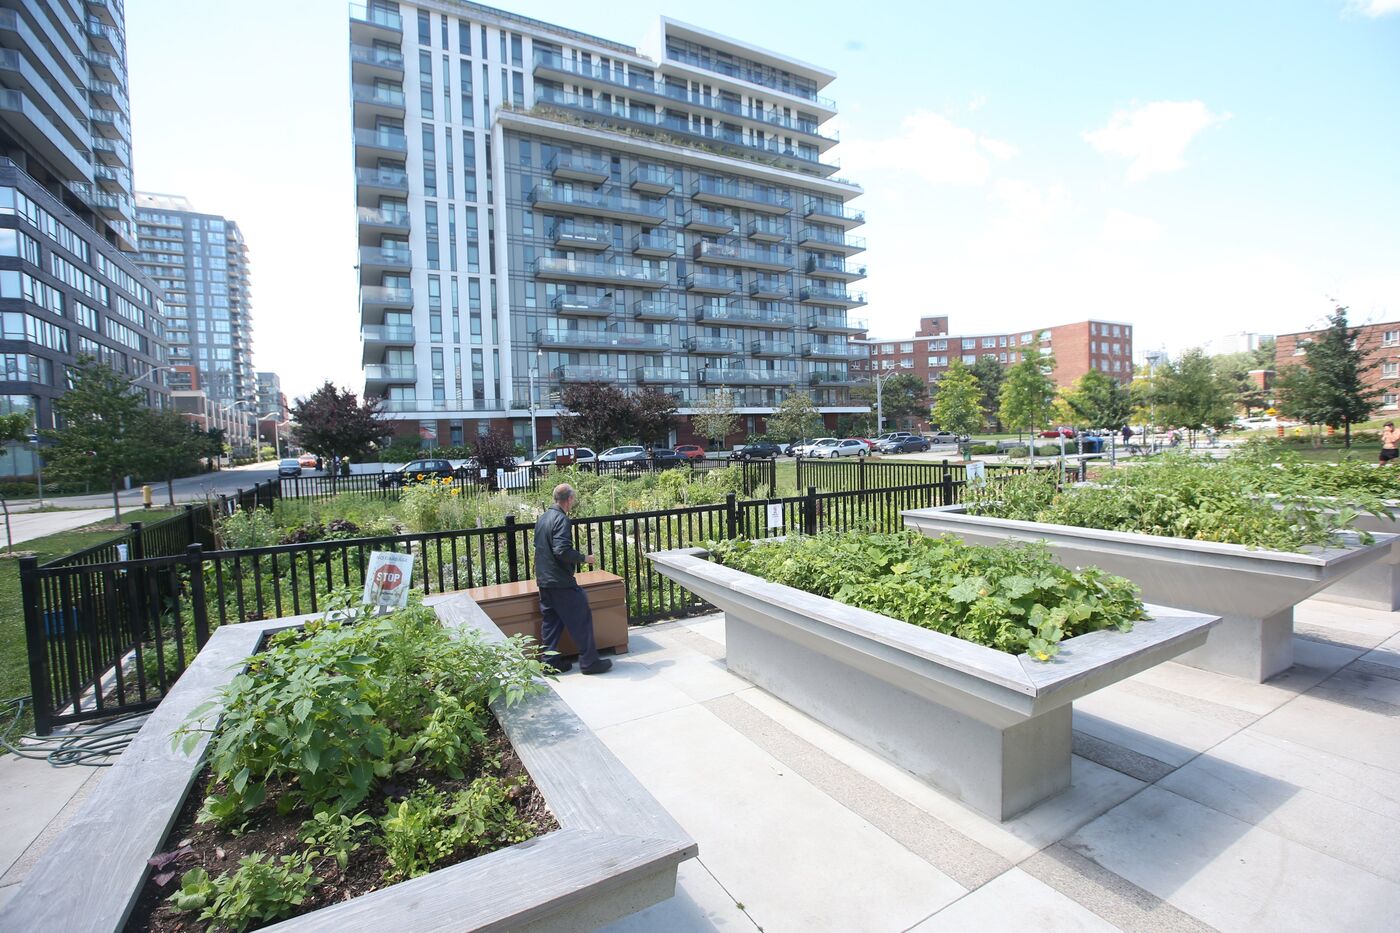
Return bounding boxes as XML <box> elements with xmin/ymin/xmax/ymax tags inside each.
<box><xmin>539</xmin><ymin>584</ymin><xmax>600</xmax><ymax>669</ymax></box>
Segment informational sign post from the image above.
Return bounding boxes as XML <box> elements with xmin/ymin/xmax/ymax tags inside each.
<box><xmin>363</xmin><ymin>551</ymin><xmax>415</xmax><ymax>609</ymax></box>
<box><xmin>766</xmin><ymin>502</ymin><xmax>784</xmax><ymax>530</ymax></box>
<box><xmin>966</xmin><ymin>461</ymin><xmax>988</xmax><ymax>488</ymax></box>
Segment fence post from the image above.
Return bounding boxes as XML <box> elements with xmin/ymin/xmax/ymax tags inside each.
<box><xmin>128</xmin><ymin>521</ymin><xmax>145</xmax><ymax>562</ymax></box>
<box><xmin>186</xmin><ymin>544</ymin><xmax>210</xmax><ymax>646</ymax></box>
<box><xmin>234</xmin><ymin>488</ymin><xmax>243</xmax><ymax>512</ymax></box>
<box><xmin>803</xmin><ymin>485</ymin><xmax>818</xmax><ymax>535</ymax></box>
<box><xmin>19</xmin><ymin>557</ymin><xmax>53</xmax><ymax>736</ymax></box>
<box><xmin>504</xmin><ymin>515</ymin><xmax>520</xmax><ymax>583</ymax></box>
<box><xmin>858</xmin><ymin>455</ymin><xmax>866</xmax><ymax>491</ymax></box>
<box><xmin>941</xmin><ymin>470</ymin><xmax>955</xmax><ymax>506</ymax></box>
<box><xmin>184</xmin><ymin>504</ymin><xmax>196</xmax><ymax>543</ymax></box>
<box><xmin>725</xmin><ymin>492</ymin><xmax>737</xmax><ymax>539</ymax></box>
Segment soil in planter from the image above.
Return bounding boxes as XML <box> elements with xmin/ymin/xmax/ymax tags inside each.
<box><xmin>125</xmin><ymin>719</ymin><xmax>557</xmax><ymax>932</ymax></box>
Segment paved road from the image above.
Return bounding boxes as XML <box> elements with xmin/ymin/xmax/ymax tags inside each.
<box><xmin>0</xmin><ymin>508</ymin><xmax>119</xmax><ymax>548</ymax></box>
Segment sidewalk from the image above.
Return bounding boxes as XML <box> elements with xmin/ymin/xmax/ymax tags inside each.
<box><xmin>3</xmin><ymin>596</ymin><xmax>1397</xmax><ymax>930</ymax></box>
<box><xmin>0</xmin><ymin>509</ymin><xmax>119</xmax><ymax>547</ymax></box>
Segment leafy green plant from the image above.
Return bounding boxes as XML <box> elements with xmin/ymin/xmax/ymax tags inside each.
<box><xmin>378</xmin><ymin>777</ymin><xmax>533</xmax><ymax>880</ymax></box>
<box><xmin>169</xmin><ymin>853</ymin><xmax>319</xmax><ymax>931</ymax></box>
<box><xmin>709</xmin><ymin>531</ymin><xmax>1146</xmax><ymax>660</ymax></box>
<box><xmin>216</xmin><ymin>507</ymin><xmax>280</xmax><ymax>549</ymax></box>
<box><xmin>299</xmin><ymin>809</ymin><xmax>375</xmax><ymax>870</ymax></box>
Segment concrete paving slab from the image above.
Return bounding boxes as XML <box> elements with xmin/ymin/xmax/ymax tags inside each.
<box><xmin>1288</xmin><ymin>632</ymin><xmax>1368</xmax><ymax>675</ymax></box>
<box><xmin>595</xmin><ymin>704</ymin><xmax>967</xmax><ymax>932</ymax></box>
<box><xmin>1360</xmin><ymin>631</ymin><xmax>1400</xmax><ymax>670</ymax></box>
<box><xmin>681</xmin><ymin>615</ymin><xmax>726</xmax><ymax>648</ymax></box>
<box><xmin>1128</xmin><ymin>654</ymin><xmax>1326</xmax><ymax>717</ymax></box>
<box><xmin>0</xmin><ymin>756</ymin><xmax>100</xmax><ymax>879</ymax></box>
<box><xmin>1309</xmin><ymin>663</ymin><xmax>1400</xmax><ymax>711</ymax></box>
<box><xmin>908</xmin><ymin>867</ymin><xmax>1121</xmax><ymax>932</ymax></box>
<box><xmin>2</xmin><ymin>508</ymin><xmax>117</xmax><ymax>546</ymax></box>
<box><xmin>596</xmin><ymin>858</ymin><xmax>756</xmax><ymax>932</ymax></box>
<box><xmin>1159</xmin><ymin>730</ymin><xmax>1400</xmax><ymax>882</ymax></box>
<box><xmin>640</xmin><ymin>647</ymin><xmax>750</xmax><ymax>704</ymax></box>
<box><xmin>1296</xmin><ymin>599</ymin><xmax>1400</xmax><ymax>644</ymax></box>
<box><xmin>546</xmin><ymin>653</ymin><xmax>697</xmax><ymax>730</ymax></box>
<box><xmin>1251</xmin><ymin>692</ymin><xmax>1400</xmax><ymax>773</ymax></box>
<box><xmin>1072</xmin><ymin>682</ymin><xmax>1244</xmax><ymax>768</ymax></box>
<box><xmin>1065</xmin><ymin>786</ymin><xmax>1400</xmax><ymax>932</ymax></box>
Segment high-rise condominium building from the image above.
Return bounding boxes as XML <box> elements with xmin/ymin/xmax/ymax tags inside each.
<box><xmin>255</xmin><ymin>370</ymin><xmax>287</xmax><ymax>420</ymax></box>
<box><xmin>351</xmin><ymin>2</ymin><xmax>867</xmax><ymax>450</ymax></box>
<box><xmin>0</xmin><ymin>1</ymin><xmax>167</xmax><ymax>478</ymax></box>
<box><xmin>134</xmin><ymin>193</ymin><xmax>253</xmax><ymax>406</ymax></box>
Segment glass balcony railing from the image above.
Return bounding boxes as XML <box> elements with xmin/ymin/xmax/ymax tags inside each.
<box><xmin>804</xmin><ymin>201</ymin><xmax>865</xmax><ymax>225</ymax></box>
<box><xmin>350</xmin><ymin>3</ymin><xmax>403</xmax><ymax>31</ymax></box>
<box><xmin>528</xmin><ymin>184</ymin><xmax>666</xmax><ymax>221</ymax></box>
<box><xmin>695</xmin><ymin>304</ymin><xmax>797</xmax><ymax>329</ymax></box>
<box><xmin>751</xmin><ymin>339</ymin><xmax>795</xmax><ymax>356</ymax></box>
<box><xmin>356</xmin><ymin>167</ymin><xmax>409</xmax><ymax>191</ymax></box>
<box><xmin>806</xmin><ymin>256</ymin><xmax>867</xmax><ymax>278</ymax></box>
<box><xmin>685</xmin><ymin>272</ymin><xmax>736</xmax><ymax>293</ymax></box>
<box><xmin>809</xmin><ymin>371</ymin><xmax>857</xmax><ymax>386</ymax></box>
<box><xmin>662</xmin><ymin>48</ymin><xmax>837</xmax><ymax>109</ymax></box>
<box><xmin>360</xmin><ymin>285</ymin><xmax>413</xmax><ymax>306</ymax></box>
<box><xmin>362</xmin><ymin>325</ymin><xmax>415</xmax><ymax>343</ymax></box>
<box><xmin>555</xmin><ymin>364</ymin><xmax>615</xmax><ymax>382</ymax></box>
<box><xmin>633</xmin><ymin>299</ymin><xmax>679</xmax><ymax>321</ymax></box>
<box><xmin>538</xmin><ymin>328</ymin><xmax>671</xmax><ymax>352</ymax></box>
<box><xmin>354</xmin><ymin>127</ymin><xmax>408</xmax><ymax>151</ymax></box>
<box><xmin>352</xmin><ymin>83</ymin><xmax>406</xmax><ymax>108</ymax></box>
<box><xmin>630</xmin><ymin>164</ymin><xmax>674</xmax><ymax>192</ymax></box>
<box><xmin>551</xmin><ymin>293</ymin><xmax>615</xmax><ymax>315</ymax></box>
<box><xmin>549</xmin><ymin>152</ymin><xmax>610</xmax><ymax>179</ymax></box>
<box><xmin>803</xmin><ymin>343</ymin><xmax>866</xmax><ymax>359</ymax></box>
<box><xmin>748</xmin><ymin>217</ymin><xmax>788</xmax><ymax>240</ymax></box>
<box><xmin>379</xmin><ymin>398</ymin><xmax>509</xmax><ymax>413</ymax></box>
<box><xmin>351</xmin><ymin>43</ymin><xmax>404</xmax><ymax>70</ymax></box>
<box><xmin>635</xmin><ymin>367</ymin><xmax>684</xmax><ymax>383</ymax></box>
<box><xmin>693</xmin><ymin>240</ymin><xmax>792</xmax><ymax>268</ymax></box>
<box><xmin>535</xmin><ymin>257</ymin><xmax>668</xmax><ymax>286</ymax></box>
<box><xmin>364</xmin><ymin>364</ymin><xmax>417</xmax><ymax>382</ymax></box>
<box><xmin>686</xmin><ymin>336</ymin><xmax>743</xmax><ymax>355</ymax></box>
<box><xmin>683</xmin><ymin>207</ymin><xmax>736</xmax><ymax>231</ymax></box>
<box><xmin>359</xmin><ymin>245</ymin><xmax>411</xmax><ymax>267</ymax></box>
<box><xmin>552</xmin><ymin>224</ymin><xmax>611</xmax><ymax>249</ymax></box>
<box><xmin>749</xmin><ymin>278</ymin><xmax>791</xmax><ymax>299</ymax></box>
<box><xmin>797</xmin><ymin>227</ymin><xmax>866</xmax><ymax>252</ymax></box>
<box><xmin>632</xmin><ymin>232</ymin><xmax>675</xmax><ymax>256</ymax></box>
<box><xmin>692</xmin><ymin>177</ymin><xmax>792</xmax><ymax>211</ymax></box>
<box><xmin>800</xmin><ymin>285</ymin><xmax>868</xmax><ymax>306</ymax></box>
<box><xmin>357</xmin><ymin>206</ymin><xmax>409</xmax><ymax>228</ymax></box>
<box><xmin>808</xmin><ymin>313</ymin><xmax>869</xmax><ymax>333</ymax></box>
<box><xmin>698</xmin><ymin>368</ymin><xmax>799</xmax><ymax>386</ymax></box>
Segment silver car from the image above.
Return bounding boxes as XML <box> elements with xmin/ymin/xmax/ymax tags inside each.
<box><xmin>598</xmin><ymin>445</ymin><xmax>646</xmax><ymax>463</ymax></box>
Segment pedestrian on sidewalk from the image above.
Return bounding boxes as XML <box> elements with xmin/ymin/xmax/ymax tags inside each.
<box><xmin>1381</xmin><ymin>422</ymin><xmax>1399</xmax><ymax>465</ymax></box>
<box><xmin>533</xmin><ymin>482</ymin><xmax>612</xmax><ymax>675</ymax></box>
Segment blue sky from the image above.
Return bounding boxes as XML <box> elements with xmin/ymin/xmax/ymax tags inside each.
<box><xmin>126</xmin><ymin>0</ymin><xmax>1399</xmax><ymax>399</ymax></box>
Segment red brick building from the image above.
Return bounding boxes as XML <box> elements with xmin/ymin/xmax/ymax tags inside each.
<box><xmin>1275</xmin><ymin>320</ymin><xmax>1400</xmax><ymax>414</ymax></box>
<box><xmin>852</xmin><ymin>316</ymin><xmax>1134</xmax><ymax>390</ymax></box>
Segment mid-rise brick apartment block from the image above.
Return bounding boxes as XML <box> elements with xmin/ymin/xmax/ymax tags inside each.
<box><xmin>853</xmin><ymin>316</ymin><xmax>1134</xmax><ymax>390</ymax></box>
<box><xmin>1275</xmin><ymin>319</ymin><xmax>1400</xmax><ymax>414</ymax></box>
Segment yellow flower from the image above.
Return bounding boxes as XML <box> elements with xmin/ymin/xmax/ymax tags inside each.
<box><xmin>450</xmin><ymin>488</ymin><xmax>460</xmax><ymax>496</ymax></box>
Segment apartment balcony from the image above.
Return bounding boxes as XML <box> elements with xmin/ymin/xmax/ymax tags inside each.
<box><xmin>361</xmin><ymin>324</ymin><xmax>415</xmax><ymax>363</ymax></box>
<box><xmin>684</xmin><ymin>272</ymin><xmax>736</xmax><ymax>295</ymax></box>
<box><xmin>807</xmin><ymin>313</ymin><xmax>869</xmax><ymax>335</ymax></box>
<box><xmin>695</xmin><ymin>304</ymin><xmax>797</xmax><ymax>329</ymax></box>
<box><xmin>549</xmin><ymin>152</ymin><xmax>610</xmax><ymax>184</ymax></box>
<box><xmin>797</xmin><ymin>227</ymin><xmax>866</xmax><ymax>254</ymax></box>
<box><xmin>804</xmin><ymin>201</ymin><xmax>866</xmax><ymax>229</ymax></box>
<box><xmin>692</xmin><ymin>177</ymin><xmax>792</xmax><ymax>215</ymax></box>
<box><xmin>88</xmin><ymin>79</ymin><xmax>127</xmax><ymax>111</ymax></box>
<box><xmin>350</xmin><ymin>2</ymin><xmax>403</xmax><ymax>39</ymax></box>
<box><xmin>93</xmin><ymin>163</ymin><xmax>129</xmax><ymax>192</ymax></box>
<box><xmin>350</xmin><ymin>43</ymin><xmax>404</xmax><ymax>79</ymax></box>
<box><xmin>805</xmin><ymin>256</ymin><xmax>867</xmax><ymax>281</ymax></box>
<box><xmin>635</xmin><ymin>367</ymin><xmax>684</xmax><ymax>384</ymax></box>
<box><xmin>359</xmin><ymin>245</ymin><xmax>411</xmax><ymax>276</ymax></box>
<box><xmin>692</xmin><ymin>240</ymin><xmax>793</xmax><ymax>272</ymax></box>
<box><xmin>0</xmin><ymin>89</ymin><xmax>90</xmax><ymax>178</ymax></box>
<box><xmin>87</xmin><ymin>0</ymin><xmax>119</xmax><ymax>27</ymax></box>
<box><xmin>685</xmin><ymin>336</ymin><xmax>743</xmax><ymax>356</ymax></box>
<box><xmin>630</xmin><ymin>164</ymin><xmax>674</xmax><ymax>195</ymax></box>
<box><xmin>748</xmin><ymin>217</ymin><xmax>788</xmax><ymax>243</ymax></box>
<box><xmin>632</xmin><ymin>232</ymin><xmax>675</xmax><ymax>258</ymax></box>
<box><xmin>352</xmin><ymin>82</ymin><xmax>405</xmax><ymax>122</ymax></box>
<box><xmin>379</xmin><ymin>398</ymin><xmax>511</xmax><ymax>414</ymax></box>
<box><xmin>749</xmin><ymin>278</ymin><xmax>791</xmax><ymax>300</ymax></box>
<box><xmin>682</xmin><ymin>207</ymin><xmax>735</xmax><ymax>235</ymax></box>
<box><xmin>535</xmin><ymin>256</ymin><xmax>668</xmax><ymax>289</ymax></box>
<box><xmin>800</xmin><ymin>285</ymin><xmax>868</xmax><ymax>307</ymax></box>
<box><xmin>364</xmin><ymin>364</ymin><xmax>417</xmax><ymax>390</ymax></box>
<box><xmin>86</xmin><ymin>50</ymin><xmax>124</xmax><ymax>84</ymax></box>
<box><xmin>551</xmin><ymin>293</ymin><xmax>615</xmax><ymax>317</ymax></box>
<box><xmin>353</xmin><ymin>127</ymin><xmax>408</xmax><ymax>160</ymax></box>
<box><xmin>538</xmin><ymin>328</ymin><xmax>671</xmax><ymax>352</ymax></box>
<box><xmin>85</xmin><ymin>19</ymin><xmax>119</xmax><ymax>53</ymax></box>
<box><xmin>356</xmin><ymin>206</ymin><xmax>410</xmax><ymax>240</ymax></box>
<box><xmin>555</xmin><ymin>364</ymin><xmax>615</xmax><ymax>383</ymax></box>
<box><xmin>633</xmin><ymin>299</ymin><xmax>679</xmax><ymax>322</ymax></box>
<box><xmin>803</xmin><ymin>343</ymin><xmax>866</xmax><ymax>361</ymax></box>
<box><xmin>809</xmin><ymin>371</ymin><xmax>858</xmax><ymax>387</ymax></box>
<box><xmin>89</xmin><ymin>107</ymin><xmax>128</xmax><ymax>140</ymax></box>
<box><xmin>91</xmin><ymin>135</ymin><xmax>130</xmax><ymax>167</ymax></box>
<box><xmin>552</xmin><ymin>223</ymin><xmax>611</xmax><ymax>251</ymax></box>
<box><xmin>698</xmin><ymin>368</ymin><xmax>799</xmax><ymax>386</ymax></box>
<box><xmin>355</xmin><ymin>166</ymin><xmax>409</xmax><ymax>199</ymax></box>
<box><xmin>751</xmin><ymin>339</ymin><xmax>795</xmax><ymax>358</ymax></box>
<box><xmin>528</xmin><ymin>184</ymin><xmax>665</xmax><ymax>223</ymax></box>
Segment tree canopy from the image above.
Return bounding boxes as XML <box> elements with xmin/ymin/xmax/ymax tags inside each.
<box><xmin>853</xmin><ymin>372</ymin><xmax>927</xmax><ymax>432</ymax></box>
<box><xmin>558</xmin><ymin>382</ymin><xmax>678</xmax><ymax>450</ymax></box>
<box><xmin>766</xmin><ymin>393</ymin><xmax>823</xmax><ymax>442</ymax></box>
<box><xmin>40</xmin><ymin>358</ymin><xmax>150</xmax><ymax>520</ymax></box>
<box><xmin>291</xmin><ymin>382</ymin><xmax>390</xmax><ymax>462</ymax></box>
<box><xmin>997</xmin><ymin>346</ymin><xmax>1057</xmax><ymax>437</ymax></box>
<box><xmin>1152</xmin><ymin>348</ymin><xmax>1236</xmax><ymax>433</ymax></box>
<box><xmin>1274</xmin><ymin>307</ymin><xmax>1378</xmax><ymax>446</ymax></box>
<box><xmin>930</xmin><ymin>359</ymin><xmax>983</xmax><ymax>440</ymax></box>
<box><xmin>1063</xmin><ymin>370</ymin><xmax>1134</xmax><ymax>429</ymax></box>
<box><xmin>969</xmin><ymin>355</ymin><xmax>1006</xmax><ymax>431</ymax></box>
<box><xmin>690</xmin><ymin>390</ymin><xmax>739</xmax><ymax>448</ymax></box>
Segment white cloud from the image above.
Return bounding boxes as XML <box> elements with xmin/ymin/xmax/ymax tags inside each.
<box><xmin>967</xmin><ymin>94</ymin><xmax>986</xmax><ymax>113</ymax></box>
<box><xmin>1083</xmin><ymin>100</ymin><xmax>1230</xmax><ymax>182</ymax></box>
<box><xmin>1102</xmin><ymin>208</ymin><xmax>1161</xmax><ymax>243</ymax></box>
<box><xmin>1347</xmin><ymin>0</ymin><xmax>1400</xmax><ymax>16</ymax></box>
<box><xmin>840</xmin><ymin>111</ymin><xmax>1016</xmax><ymax>186</ymax></box>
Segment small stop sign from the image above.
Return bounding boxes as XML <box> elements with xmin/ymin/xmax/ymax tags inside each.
<box><xmin>374</xmin><ymin>564</ymin><xmax>403</xmax><ymax>591</ymax></box>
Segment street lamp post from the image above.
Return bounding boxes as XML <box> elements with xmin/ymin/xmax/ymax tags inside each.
<box><xmin>528</xmin><ymin>348</ymin><xmax>543</xmax><ymax>462</ymax></box>
<box><xmin>258</xmin><ymin>411</ymin><xmax>283</xmax><ymax>459</ymax></box>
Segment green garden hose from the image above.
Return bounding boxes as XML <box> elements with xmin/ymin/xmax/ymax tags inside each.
<box><xmin>0</xmin><ymin>696</ymin><xmax>149</xmax><ymax>767</ymax></box>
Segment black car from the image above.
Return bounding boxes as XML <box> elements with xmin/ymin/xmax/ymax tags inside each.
<box><xmin>647</xmin><ymin>448</ymin><xmax>686</xmax><ymax>469</ymax></box>
<box><xmin>378</xmin><ymin>458</ymin><xmax>460</xmax><ymax>488</ymax></box>
<box><xmin>878</xmin><ymin>436</ymin><xmax>931</xmax><ymax>453</ymax></box>
<box><xmin>730</xmin><ymin>441</ymin><xmax>783</xmax><ymax>460</ymax></box>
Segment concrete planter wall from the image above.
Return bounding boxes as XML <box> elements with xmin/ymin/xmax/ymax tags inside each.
<box><xmin>903</xmin><ymin>505</ymin><xmax>1394</xmax><ymax>682</ymax></box>
<box><xmin>648</xmin><ymin>547</ymin><xmax>1218</xmax><ymax>820</ymax></box>
<box><xmin>0</xmin><ymin>597</ymin><xmax>695</xmax><ymax>933</ymax></box>
<box><xmin>1312</xmin><ymin>507</ymin><xmax>1400</xmax><ymax>611</ymax></box>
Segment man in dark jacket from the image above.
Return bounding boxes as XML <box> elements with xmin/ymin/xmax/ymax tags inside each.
<box><xmin>534</xmin><ymin>483</ymin><xmax>612</xmax><ymax>674</ymax></box>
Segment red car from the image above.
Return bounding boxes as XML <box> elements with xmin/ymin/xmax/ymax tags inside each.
<box><xmin>674</xmin><ymin>444</ymin><xmax>707</xmax><ymax>460</ymax></box>
<box><xmin>1039</xmin><ymin>426</ymin><xmax>1076</xmax><ymax>438</ymax></box>
<box><xmin>852</xmin><ymin>438</ymin><xmax>877</xmax><ymax>450</ymax></box>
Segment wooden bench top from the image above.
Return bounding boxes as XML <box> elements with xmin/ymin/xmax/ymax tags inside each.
<box><xmin>463</xmin><ymin>570</ymin><xmax>624</xmax><ymax>603</ymax></box>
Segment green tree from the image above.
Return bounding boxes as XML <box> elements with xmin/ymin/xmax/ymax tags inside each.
<box><xmin>141</xmin><ymin>410</ymin><xmax>211</xmax><ymax>506</ymax></box>
<box><xmin>969</xmin><ymin>355</ymin><xmax>1006</xmax><ymax>431</ymax></box>
<box><xmin>40</xmin><ymin>358</ymin><xmax>151</xmax><ymax>520</ymax></box>
<box><xmin>471</xmin><ymin>429</ymin><xmax>519</xmax><ymax>488</ymax></box>
<box><xmin>1153</xmin><ymin>348</ymin><xmax>1236</xmax><ymax>437</ymax></box>
<box><xmin>690</xmin><ymin>390</ymin><xmax>739</xmax><ymax>449</ymax></box>
<box><xmin>930</xmin><ymin>359</ymin><xmax>983</xmax><ymax>448</ymax></box>
<box><xmin>766</xmin><ymin>393</ymin><xmax>822</xmax><ymax>443</ymax></box>
<box><xmin>1212</xmin><ymin>339</ymin><xmax>1277</xmax><ymax>418</ymax></box>
<box><xmin>1063</xmin><ymin>370</ymin><xmax>1134</xmax><ymax>429</ymax></box>
<box><xmin>290</xmin><ymin>382</ymin><xmax>390</xmax><ymax>485</ymax></box>
<box><xmin>558</xmin><ymin>381</ymin><xmax>634</xmax><ymax>452</ymax></box>
<box><xmin>1273</xmin><ymin>307</ymin><xmax>1379</xmax><ymax>446</ymax></box>
<box><xmin>853</xmin><ymin>372</ymin><xmax>928</xmax><ymax>432</ymax></box>
<box><xmin>631</xmin><ymin>387</ymin><xmax>678</xmax><ymax>447</ymax></box>
<box><xmin>998</xmin><ymin>345</ymin><xmax>1058</xmax><ymax>444</ymax></box>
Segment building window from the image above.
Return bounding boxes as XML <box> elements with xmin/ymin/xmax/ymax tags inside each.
<box><xmin>1384</xmin><ymin>331</ymin><xmax>1399</xmax><ymax>347</ymax></box>
<box><xmin>1386</xmin><ymin>362</ymin><xmax>1399</xmax><ymax>379</ymax></box>
<box><xmin>961</xmin><ymin>338</ymin><xmax>975</xmax><ymax>350</ymax></box>
<box><xmin>1386</xmin><ymin>393</ymin><xmax>1399</xmax><ymax>409</ymax></box>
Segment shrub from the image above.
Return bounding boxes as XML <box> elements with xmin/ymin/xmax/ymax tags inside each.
<box><xmin>969</xmin><ymin>444</ymin><xmax>998</xmax><ymax>455</ymax></box>
<box><xmin>216</xmin><ymin>508</ymin><xmax>280</xmax><ymax>549</ymax></box>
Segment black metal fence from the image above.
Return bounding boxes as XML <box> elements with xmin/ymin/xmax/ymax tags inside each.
<box><xmin>21</xmin><ymin>474</ymin><xmax>973</xmax><ymax>734</ymax></box>
<box><xmin>794</xmin><ymin>457</ymin><xmax>1043</xmax><ymax>493</ymax></box>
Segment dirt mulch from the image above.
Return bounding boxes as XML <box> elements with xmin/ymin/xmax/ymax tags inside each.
<box><xmin>125</xmin><ymin>720</ymin><xmax>557</xmax><ymax>932</ymax></box>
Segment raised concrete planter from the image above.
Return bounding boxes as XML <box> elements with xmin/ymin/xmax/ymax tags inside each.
<box><xmin>1311</xmin><ymin>507</ymin><xmax>1400</xmax><ymax>611</ymax></box>
<box><xmin>648</xmin><ymin>547</ymin><xmax>1218</xmax><ymax>820</ymax></box>
<box><xmin>0</xmin><ymin>597</ymin><xmax>695</xmax><ymax>933</ymax></box>
<box><xmin>902</xmin><ymin>505</ymin><xmax>1395</xmax><ymax>682</ymax></box>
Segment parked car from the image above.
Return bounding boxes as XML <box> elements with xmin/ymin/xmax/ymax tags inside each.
<box><xmin>924</xmin><ymin>431</ymin><xmax>963</xmax><ymax>445</ymax></box>
<box><xmin>878</xmin><ymin>436</ymin><xmax>931</xmax><ymax>453</ymax></box>
<box><xmin>815</xmin><ymin>438</ymin><xmax>869</xmax><ymax>458</ymax></box>
<box><xmin>598</xmin><ymin>445</ymin><xmax>646</xmax><ymax>464</ymax></box>
<box><xmin>790</xmin><ymin>437</ymin><xmax>837</xmax><ymax>457</ymax></box>
<box><xmin>731</xmin><ymin>440</ymin><xmax>783</xmax><ymax>460</ymax></box>
<box><xmin>378</xmin><ymin>458</ymin><xmax>460</xmax><ymax>488</ymax></box>
<box><xmin>648</xmin><ymin>448</ymin><xmax>687</xmax><ymax>469</ymax></box>
<box><xmin>674</xmin><ymin>444</ymin><xmax>707</xmax><ymax>460</ymax></box>
<box><xmin>876</xmin><ymin>432</ymin><xmax>914</xmax><ymax>443</ymax></box>
<box><xmin>277</xmin><ymin>458</ymin><xmax>302</xmax><ymax>477</ymax></box>
<box><xmin>851</xmin><ymin>438</ymin><xmax>877</xmax><ymax>451</ymax></box>
<box><xmin>296</xmin><ymin>453</ymin><xmax>317</xmax><ymax>469</ymax></box>
<box><xmin>1040</xmin><ymin>426</ymin><xmax>1076</xmax><ymax>439</ymax></box>
<box><xmin>520</xmin><ymin>447</ymin><xmax>597</xmax><ymax>471</ymax></box>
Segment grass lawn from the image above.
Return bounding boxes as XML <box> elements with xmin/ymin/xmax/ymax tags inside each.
<box><xmin>1285</xmin><ymin>445</ymin><xmax>1385</xmax><ymax>463</ymax></box>
<box><xmin>0</xmin><ymin>508</ymin><xmax>182</xmax><ymax>741</ymax></box>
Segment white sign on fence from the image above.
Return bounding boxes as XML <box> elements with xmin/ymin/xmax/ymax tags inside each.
<box><xmin>766</xmin><ymin>502</ymin><xmax>784</xmax><ymax>529</ymax></box>
<box><xmin>116</xmin><ymin>543</ymin><xmax>129</xmax><ymax>562</ymax></box>
<box><xmin>966</xmin><ymin>461</ymin><xmax>988</xmax><ymax>488</ymax></box>
<box><xmin>362</xmin><ymin>551</ymin><xmax>415</xmax><ymax>609</ymax></box>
